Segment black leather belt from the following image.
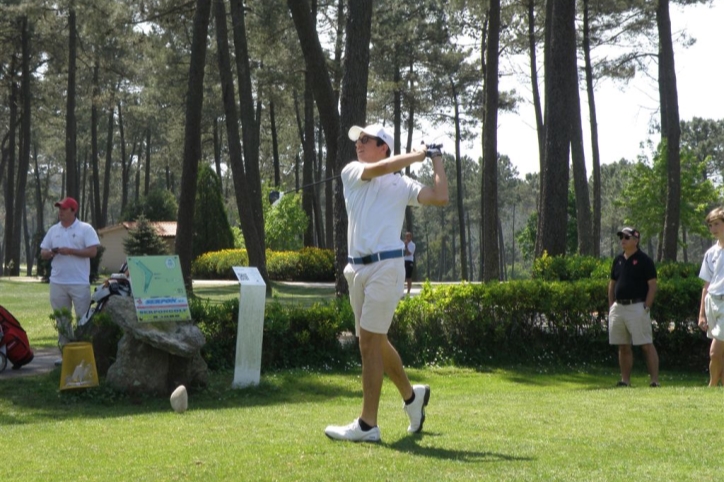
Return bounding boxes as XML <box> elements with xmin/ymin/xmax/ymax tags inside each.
<box><xmin>348</xmin><ymin>249</ymin><xmax>404</xmax><ymax>265</ymax></box>
<box><xmin>616</xmin><ymin>298</ymin><xmax>644</xmax><ymax>305</ymax></box>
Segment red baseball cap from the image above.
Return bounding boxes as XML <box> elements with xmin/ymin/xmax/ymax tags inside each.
<box><xmin>54</xmin><ymin>197</ymin><xmax>78</xmax><ymax>211</ymax></box>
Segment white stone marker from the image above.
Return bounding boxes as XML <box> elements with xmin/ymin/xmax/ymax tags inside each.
<box><xmin>231</xmin><ymin>267</ymin><xmax>267</xmax><ymax>388</ymax></box>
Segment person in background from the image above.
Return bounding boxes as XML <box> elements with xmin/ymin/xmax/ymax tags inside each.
<box><xmin>40</xmin><ymin>197</ymin><xmax>100</xmax><ymax>365</ymax></box>
<box><xmin>607</xmin><ymin>227</ymin><xmax>660</xmax><ymax>387</ymax></box>
<box><xmin>698</xmin><ymin>207</ymin><xmax>724</xmax><ymax>386</ymax></box>
<box><xmin>403</xmin><ymin>231</ymin><xmax>415</xmax><ymax>296</ymax></box>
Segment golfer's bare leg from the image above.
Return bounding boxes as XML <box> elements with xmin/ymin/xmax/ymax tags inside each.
<box><xmin>618</xmin><ymin>344</ymin><xmax>633</xmax><ymax>384</ymax></box>
<box><xmin>381</xmin><ymin>336</ymin><xmax>413</xmax><ymax>401</ymax></box>
<box><xmin>406</xmin><ymin>279</ymin><xmax>412</xmax><ymax>296</ymax></box>
<box><xmin>709</xmin><ymin>339</ymin><xmax>724</xmax><ymax>387</ymax></box>
<box><xmin>640</xmin><ymin>343</ymin><xmax>659</xmax><ymax>384</ymax></box>
<box><xmin>359</xmin><ymin>328</ymin><xmax>385</xmax><ymax>426</ymax></box>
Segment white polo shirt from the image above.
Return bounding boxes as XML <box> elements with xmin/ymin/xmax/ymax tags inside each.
<box><xmin>40</xmin><ymin>218</ymin><xmax>100</xmax><ymax>285</ymax></box>
<box><xmin>700</xmin><ymin>243</ymin><xmax>724</xmax><ymax>295</ymax></box>
<box><xmin>341</xmin><ymin>161</ymin><xmax>423</xmax><ymax>258</ymax></box>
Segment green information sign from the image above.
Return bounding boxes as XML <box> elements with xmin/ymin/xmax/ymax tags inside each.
<box><xmin>127</xmin><ymin>255</ymin><xmax>191</xmax><ymax>322</ymax></box>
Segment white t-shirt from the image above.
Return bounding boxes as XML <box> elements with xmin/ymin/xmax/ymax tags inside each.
<box><xmin>40</xmin><ymin>218</ymin><xmax>100</xmax><ymax>285</ymax></box>
<box><xmin>341</xmin><ymin>161</ymin><xmax>423</xmax><ymax>258</ymax></box>
<box><xmin>404</xmin><ymin>240</ymin><xmax>416</xmax><ymax>262</ymax></box>
<box><xmin>700</xmin><ymin>242</ymin><xmax>724</xmax><ymax>295</ymax></box>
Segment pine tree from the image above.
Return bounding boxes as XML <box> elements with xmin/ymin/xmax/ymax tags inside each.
<box><xmin>123</xmin><ymin>215</ymin><xmax>169</xmax><ymax>256</ymax></box>
<box><xmin>193</xmin><ymin>164</ymin><xmax>234</xmax><ymax>258</ymax></box>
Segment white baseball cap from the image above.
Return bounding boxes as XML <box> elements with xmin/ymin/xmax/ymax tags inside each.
<box><xmin>348</xmin><ymin>124</ymin><xmax>394</xmax><ymax>154</ymax></box>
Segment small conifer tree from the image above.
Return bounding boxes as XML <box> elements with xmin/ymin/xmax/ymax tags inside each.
<box><xmin>123</xmin><ymin>215</ymin><xmax>170</xmax><ymax>256</ymax></box>
<box><xmin>193</xmin><ymin>164</ymin><xmax>234</xmax><ymax>258</ymax></box>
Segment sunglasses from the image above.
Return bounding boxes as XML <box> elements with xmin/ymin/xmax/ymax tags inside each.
<box><xmin>357</xmin><ymin>135</ymin><xmax>377</xmax><ymax>145</ymax></box>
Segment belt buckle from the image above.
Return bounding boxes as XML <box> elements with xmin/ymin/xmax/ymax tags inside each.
<box><xmin>361</xmin><ymin>254</ymin><xmax>374</xmax><ymax>265</ymax></box>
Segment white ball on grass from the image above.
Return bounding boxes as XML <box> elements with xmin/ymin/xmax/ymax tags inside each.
<box><xmin>170</xmin><ymin>385</ymin><xmax>188</xmax><ymax>413</ymax></box>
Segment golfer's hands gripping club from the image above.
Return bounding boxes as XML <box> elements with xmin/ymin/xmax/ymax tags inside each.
<box><xmin>425</xmin><ymin>143</ymin><xmax>443</xmax><ymax>159</ymax></box>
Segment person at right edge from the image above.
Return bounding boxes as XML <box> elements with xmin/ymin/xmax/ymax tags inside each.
<box><xmin>607</xmin><ymin>227</ymin><xmax>660</xmax><ymax>387</ymax></box>
<box><xmin>324</xmin><ymin>124</ymin><xmax>448</xmax><ymax>443</ymax></box>
<box><xmin>697</xmin><ymin>207</ymin><xmax>724</xmax><ymax>386</ymax></box>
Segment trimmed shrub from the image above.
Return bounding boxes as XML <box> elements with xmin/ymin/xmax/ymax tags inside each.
<box><xmin>191</xmin><ymin>247</ymin><xmax>334</xmax><ymax>281</ymax></box>
<box><xmin>191</xmin><ymin>297</ymin><xmax>356</xmax><ymax>371</ymax></box>
<box><xmin>190</xmin><ymin>272</ymin><xmax>708</xmax><ymax>373</ymax></box>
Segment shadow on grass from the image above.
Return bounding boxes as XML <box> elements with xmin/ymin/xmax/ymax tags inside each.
<box><xmin>0</xmin><ymin>367</ymin><xmax>362</xmax><ymax>425</ymax></box>
<box><xmin>386</xmin><ymin>434</ymin><xmax>534</xmax><ymax>463</ymax></box>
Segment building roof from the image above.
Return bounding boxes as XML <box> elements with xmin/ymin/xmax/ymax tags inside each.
<box><xmin>98</xmin><ymin>221</ymin><xmax>177</xmax><ymax>238</ymax></box>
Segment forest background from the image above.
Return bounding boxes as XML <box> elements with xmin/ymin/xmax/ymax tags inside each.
<box><xmin>1</xmin><ymin>0</ymin><xmax>723</xmax><ymax>290</ymax></box>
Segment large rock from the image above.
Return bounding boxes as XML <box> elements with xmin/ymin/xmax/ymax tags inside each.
<box><xmin>106</xmin><ymin>333</ymin><xmax>209</xmax><ymax>395</ymax></box>
<box><xmin>103</xmin><ymin>296</ymin><xmax>205</xmax><ymax>357</ymax></box>
<box><xmin>100</xmin><ymin>296</ymin><xmax>208</xmax><ymax>396</ymax></box>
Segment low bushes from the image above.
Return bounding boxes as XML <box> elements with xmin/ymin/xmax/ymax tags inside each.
<box><xmin>191</xmin><ymin>297</ymin><xmax>356</xmax><ymax>371</ymax></box>
<box><xmin>192</xmin><ymin>274</ymin><xmax>709</xmax><ymax>373</ymax></box>
<box><xmin>191</xmin><ymin>247</ymin><xmax>334</xmax><ymax>281</ymax></box>
<box><xmin>391</xmin><ymin>277</ymin><xmax>707</xmax><ymax>370</ymax></box>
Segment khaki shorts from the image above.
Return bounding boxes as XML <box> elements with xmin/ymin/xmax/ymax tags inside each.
<box><xmin>608</xmin><ymin>302</ymin><xmax>653</xmax><ymax>345</ymax></box>
<box><xmin>704</xmin><ymin>294</ymin><xmax>724</xmax><ymax>341</ymax></box>
<box><xmin>344</xmin><ymin>258</ymin><xmax>405</xmax><ymax>336</ymax></box>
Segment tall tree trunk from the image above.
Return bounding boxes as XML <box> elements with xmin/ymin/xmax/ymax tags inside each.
<box><xmin>229</xmin><ymin>0</ymin><xmax>266</xmax><ymax>259</ymax></box>
<box><xmin>213</xmin><ymin>117</ymin><xmax>222</xmax><ymax>179</ymax></box>
<box><xmin>118</xmin><ymin>101</ymin><xmax>130</xmax><ymax>212</ymax></box>
<box><xmin>302</xmin><ymin>71</ymin><xmax>316</xmax><ymax>246</ymax></box>
<box><xmin>214</xmin><ymin>0</ymin><xmax>268</xmax><ymax>288</ymax></box>
<box><xmin>11</xmin><ymin>16</ymin><xmax>32</xmax><ymax>276</ymax></box>
<box><xmin>175</xmin><ymin>0</ymin><xmax>212</xmax><ymax>289</ymax></box>
<box><xmin>404</xmin><ymin>61</ymin><xmax>416</xmax><ymax>233</ymax></box>
<box><xmin>270</xmin><ymin>101</ymin><xmax>280</xmax><ymax>187</ymax></box>
<box><xmin>33</xmin><ymin>142</ymin><xmax>44</xmax><ymax>234</ymax></box>
<box><xmin>570</xmin><ymin>73</ymin><xmax>593</xmax><ymax>255</ymax></box>
<box><xmin>91</xmin><ymin>60</ymin><xmax>102</xmax><ymax>228</ymax></box>
<box><xmin>482</xmin><ymin>0</ymin><xmax>500</xmax><ymax>281</ymax></box>
<box><xmin>528</xmin><ymin>0</ymin><xmax>545</xmax><ymax>164</ymax></box>
<box><xmin>450</xmin><ymin>78</ymin><xmax>468</xmax><ymax>281</ymax></box>
<box><xmin>287</xmin><ymin>0</ymin><xmax>345</xmax><ymax>294</ymax></box>
<box><xmin>134</xmin><ymin>148</ymin><xmax>141</xmax><ymax>203</ymax></box>
<box><xmin>535</xmin><ymin>0</ymin><xmax>555</xmax><ymax>251</ymax></box>
<box><xmin>100</xmin><ymin>104</ymin><xmax>114</xmax><ymax>228</ymax></box>
<box><xmin>657</xmin><ymin>0</ymin><xmax>681</xmax><ymax>261</ymax></box>
<box><xmin>479</xmin><ymin>16</ymin><xmax>488</xmax><ymax>279</ymax></box>
<box><xmin>536</xmin><ymin>0</ymin><xmax>575</xmax><ymax>258</ymax></box>
<box><xmin>4</xmin><ymin>67</ymin><xmax>18</xmax><ymax>274</ymax></box>
<box><xmin>144</xmin><ymin>127</ymin><xmax>151</xmax><ymax>196</ymax></box>
<box><xmin>65</xmin><ymin>7</ymin><xmax>78</xmax><ymax>199</ymax></box>
<box><xmin>583</xmin><ymin>0</ymin><xmax>601</xmax><ymax>257</ymax></box>
<box><xmin>314</xmin><ymin>118</ymin><xmax>326</xmax><ymax>248</ymax></box>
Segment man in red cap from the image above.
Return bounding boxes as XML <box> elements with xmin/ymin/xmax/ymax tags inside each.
<box><xmin>40</xmin><ymin>197</ymin><xmax>100</xmax><ymax>364</ymax></box>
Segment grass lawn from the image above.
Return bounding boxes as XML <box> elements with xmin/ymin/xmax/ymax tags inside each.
<box><xmin>1</xmin><ymin>365</ymin><xmax>718</xmax><ymax>481</ymax></box>
<box><xmin>1</xmin><ymin>277</ymin><xmax>718</xmax><ymax>481</ymax></box>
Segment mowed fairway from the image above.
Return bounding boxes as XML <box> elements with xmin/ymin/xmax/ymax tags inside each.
<box><xmin>2</xmin><ymin>365</ymin><xmax>719</xmax><ymax>481</ymax></box>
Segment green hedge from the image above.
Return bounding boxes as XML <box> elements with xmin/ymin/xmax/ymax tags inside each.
<box><xmin>191</xmin><ymin>297</ymin><xmax>356</xmax><ymax>371</ymax></box>
<box><xmin>191</xmin><ymin>275</ymin><xmax>709</xmax><ymax>373</ymax></box>
<box><xmin>191</xmin><ymin>247</ymin><xmax>334</xmax><ymax>281</ymax></box>
<box><xmin>391</xmin><ymin>277</ymin><xmax>707</xmax><ymax>370</ymax></box>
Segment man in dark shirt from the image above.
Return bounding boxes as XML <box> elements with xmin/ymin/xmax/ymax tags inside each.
<box><xmin>607</xmin><ymin>227</ymin><xmax>660</xmax><ymax>387</ymax></box>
